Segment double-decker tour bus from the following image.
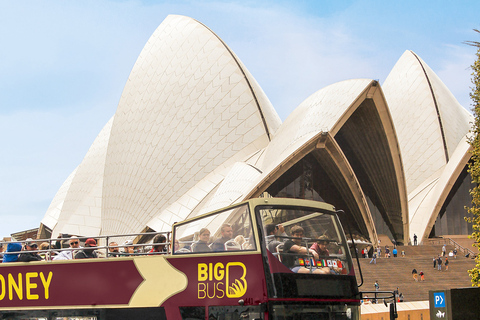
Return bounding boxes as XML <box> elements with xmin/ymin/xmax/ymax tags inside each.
<box><xmin>0</xmin><ymin>198</ymin><xmax>362</xmax><ymax>319</ymax></box>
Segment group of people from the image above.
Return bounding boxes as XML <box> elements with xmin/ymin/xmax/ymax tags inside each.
<box><xmin>189</xmin><ymin>224</ymin><xmax>252</xmax><ymax>253</ymax></box>
<box><xmin>264</xmin><ymin>223</ymin><xmax>338</xmax><ymax>274</ymax></box>
<box><xmin>411</xmin><ymin>268</ymin><xmax>425</xmax><ymax>281</ymax></box>
<box><xmin>1</xmin><ymin>233</ymin><xmax>170</xmax><ymax>263</ymax></box>
<box><xmin>433</xmin><ymin>255</ymin><xmax>449</xmax><ymax>271</ymax></box>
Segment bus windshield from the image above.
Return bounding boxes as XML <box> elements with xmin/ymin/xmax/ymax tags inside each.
<box><xmin>258</xmin><ymin>205</ymin><xmax>352</xmax><ymax>276</ymax></box>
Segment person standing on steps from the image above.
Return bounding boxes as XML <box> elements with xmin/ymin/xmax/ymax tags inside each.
<box><xmin>412</xmin><ymin>268</ymin><xmax>418</xmax><ymax>281</ymax></box>
<box><xmin>445</xmin><ymin>257</ymin><xmax>449</xmax><ymax>271</ymax></box>
<box><xmin>370</xmin><ymin>251</ymin><xmax>377</xmax><ymax>264</ymax></box>
<box><xmin>413</xmin><ymin>234</ymin><xmax>417</xmax><ymax>246</ymax></box>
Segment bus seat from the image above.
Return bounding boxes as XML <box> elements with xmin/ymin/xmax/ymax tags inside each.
<box><xmin>224</xmin><ymin>239</ymin><xmax>242</xmax><ymax>251</ymax></box>
<box><xmin>176</xmin><ymin>248</ymin><xmax>191</xmax><ymax>253</ymax></box>
<box><xmin>276</xmin><ymin>243</ymin><xmax>284</xmax><ymax>261</ymax></box>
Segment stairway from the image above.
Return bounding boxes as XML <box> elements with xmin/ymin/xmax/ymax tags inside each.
<box><xmin>353</xmin><ymin>243</ymin><xmax>478</xmax><ymax>302</ymax></box>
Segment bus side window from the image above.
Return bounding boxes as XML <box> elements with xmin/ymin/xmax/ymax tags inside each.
<box><xmin>209</xmin><ymin>306</ymin><xmax>263</xmax><ymax>320</ymax></box>
<box><xmin>179</xmin><ymin>306</ymin><xmax>205</xmax><ymax>320</ymax></box>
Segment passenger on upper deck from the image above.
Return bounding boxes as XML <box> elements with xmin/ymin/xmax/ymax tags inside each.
<box><xmin>18</xmin><ymin>238</ymin><xmax>42</xmax><ymax>262</ymax></box>
<box><xmin>264</xmin><ymin>223</ymin><xmax>286</xmax><ymax>252</ymax></box>
<box><xmin>123</xmin><ymin>240</ymin><xmax>135</xmax><ymax>256</ymax></box>
<box><xmin>283</xmin><ymin>226</ymin><xmax>330</xmax><ymax>274</ymax></box>
<box><xmin>309</xmin><ymin>235</ymin><xmax>330</xmax><ymax>257</ymax></box>
<box><xmin>108</xmin><ymin>242</ymin><xmax>120</xmax><ymax>257</ymax></box>
<box><xmin>75</xmin><ymin>238</ymin><xmax>98</xmax><ymax>259</ymax></box>
<box><xmin>211</xmin><ymin>223</ymin><xmax>233</xmax><ymax>252</ymax></box>
<box><xmin>2</xmin><ymin>242</ymin><xmax>22</xmax><ymax>262</ymax></box>
<box><xmin>149</xmin><ymin>234</ymin><xmax>167</xmax><ymax>254</ymax></box>
<box><xmin>192</xmin><ymin>228</ymin><xmax>212</xmax><ymax>253</ymax></box>
<box><xmin>53</xmin><ymin>236</ymin><xmax>81</xmax><ymax>260</ymax></box>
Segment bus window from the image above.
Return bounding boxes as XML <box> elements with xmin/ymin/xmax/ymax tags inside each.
<box><xmin>173</xmin><ymin>204</ymin><xmax>257</xmax><ymax>254</ymax></box>
<box><xmin>270</xmin><ymin>303</ymin><xmax>358</xmax><ymax>320</ymax></box>
<box><xmin>179</xmin><ymin>306</ymin><xmax>205</xmax><ymax>320</ymax></box>
<box><xmin>208</xmin><ymin>306</ymin><xmax>263</xmax><ymax>320</ymax></box>
<box><xmin>258</xmin><ymin>206</ymin><xmax>352</xmax><ymax>275</ymax></box>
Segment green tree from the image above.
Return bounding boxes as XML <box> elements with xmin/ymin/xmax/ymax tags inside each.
<box><xmin>466</xmin><ymin>29</ymin><xmax>480</xmax><ymax>286</ymax></box>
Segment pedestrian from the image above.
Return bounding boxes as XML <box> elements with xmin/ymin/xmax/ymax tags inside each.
<box><xmin>420</xmin><ymin>270</ymin><xmax>424</xmax><ymax>281</ymax></box>
<box><xmin>453</xmin><ymin>248</ymin><xmax>457</xmax><ymax>259</ymax></box>
<box><xmin>412</xmin><ymin>268</ymin><xmax>418</xmax><ymax>281</ymax></box>
<box><xmin>433</xmin><ymin>257</ymin><xmax>436</xmax><ymax>269</ymax></box>
<box><xmin>445</xmin><ymin>257</ymin><xmax>449</xmax><ymax>271</ymax></box>
<box><xmin>393</xmin><ymin>247</ymin><xmax>398</xmax><ymax>257</ymax></box>
<box><xmin>385</xmin><ymin>246</ymin><xmax>390</xmax><ymax>258</ymax></box>
<box><xmin>377</xmin><ymin>246</ymin><xmax>381</xmax><ymax>258</ymax></box>
<box><xmin>374</xmin><ymin>280</ymin><xmax>379</xmax><ymax>291</ymax></box>
<box><xmin>401</xmin><ymin>250</ymin><xmax>405</xmax><ymax>257</ymax></box>
<box><xmin>370</xmin><ymin>251</ymin><xmax>377</xmax><ymax>264</ymax></box>
<box><xmin>437</xmin><ymin>256</ymin><xmax>442</xmax><ymax>271</ymax></box>
<box><xmin>413</xmin><ymin>234</ymin><xmax>417</xmax><ymax>246</ymax></box>
<box><xmin>442</xmin><ymin>244</ymin><xmax>446</xmax><ymax>257</ymax></box>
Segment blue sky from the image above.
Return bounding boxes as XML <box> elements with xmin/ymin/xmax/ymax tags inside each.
<box><xmin>0</xmin><ymin>0</ymin><xmax>479</xmax><ymax>238</ymax></box>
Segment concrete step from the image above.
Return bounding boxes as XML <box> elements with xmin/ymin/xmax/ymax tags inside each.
<box><xmin>353</xmin><ymin>246</ymin><xmax>477</xmax><ymax>302</ymax></box>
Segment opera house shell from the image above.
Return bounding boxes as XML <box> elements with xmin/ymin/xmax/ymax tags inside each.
<box><xmin>39</xmin><ymin>15</ymin><xmax>474</xmax><ymax>246</ymax></box>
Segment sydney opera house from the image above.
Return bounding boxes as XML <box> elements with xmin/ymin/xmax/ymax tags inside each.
<box><xmin>37</xmin><ymin>15</ymin><xmax>474</xmax><ymax>246</ymax></box>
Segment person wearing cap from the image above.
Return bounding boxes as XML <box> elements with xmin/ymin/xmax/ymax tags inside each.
<box><xmin>123</xmin><ymin>240</ymin><xmax>136</xmax><ymax>256</ymax></box>
<box><xmin>75</xmin><ymin>238</ymin><xmax>98</xmax><ymax>259</ymax></box>
<box><xmin>309</xmin><ymin>235</ymin><xmax>330</xmax><ymax>257</ymax></box>
<box><xmin>18</xmin><ymin>238</ymin><xmax>42</xmax><ymax>262</ymax></box>
<box><xmin>53</xmin><ymin>236</ymin><xmax>81</xmax><ymax>260</ymax></box>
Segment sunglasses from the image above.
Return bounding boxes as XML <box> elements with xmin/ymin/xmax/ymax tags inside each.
<box><xmin>70</xmin><ymin>241</ymin><xmax>79</xmax><ymax>245</ymax></box>
<box><xmin>29</xmin><ymin>244</ymin><xmax>38</xmax><ymax>248</ymax></box>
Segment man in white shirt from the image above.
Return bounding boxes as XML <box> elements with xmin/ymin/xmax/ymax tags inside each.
<box><xmin>53</xmin><ymin>236</ymin><xmax>81</xmax><ymax>260</ymax></box>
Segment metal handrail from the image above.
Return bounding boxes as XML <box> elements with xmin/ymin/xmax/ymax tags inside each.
<box><xmin>0</xmin><ymin>231</ymin><xmax>172</xmax><ymax>261</ymax></box>
<box><xmin>444</xmin><ymin>237</ymin><xmax>476</xmax><ymax>257</ymax></box>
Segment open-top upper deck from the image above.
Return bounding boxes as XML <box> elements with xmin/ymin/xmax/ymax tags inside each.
<box><xmin>0</xmin><ymin>198</ymin><xmax>360</xmax><ymax>319</ymax></box>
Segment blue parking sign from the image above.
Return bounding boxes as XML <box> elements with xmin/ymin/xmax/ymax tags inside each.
<box><xmin>434</xmin><ymin>292</ymin><xmax>446</xmax><ymax>308</ymax></box>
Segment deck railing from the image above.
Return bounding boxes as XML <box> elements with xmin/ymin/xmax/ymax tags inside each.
<box><xmin>0</xmin><ymin>231</ymin><xmax>172</xmax><ymax>261</ymax></box>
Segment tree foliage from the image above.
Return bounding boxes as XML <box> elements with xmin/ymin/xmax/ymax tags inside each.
<box><xmin>466</xmin><ymin>29</ymin><xmax>480</xmax><ymax>286</ymax></box>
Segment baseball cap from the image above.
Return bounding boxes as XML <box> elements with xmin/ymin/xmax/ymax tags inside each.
<box><xmin>85</xmin><ymin>238</ymin><xmax>97</xmax><ymax>246</ymax></box>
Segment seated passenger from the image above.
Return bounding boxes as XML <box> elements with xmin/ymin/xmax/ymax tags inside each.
<box><xmin>18</xmin><ymin>238</ymin><xmax>42</xmax><ymax>262</ymax></box>
<box><xmin>75</xmin><ymin>238</ymin><xmax>98</xmax><ymax>259</ymax></box>
<box><xmin>265</xmin><ymin>223</ymin><xmax>286</xmax><ymax>252</ymax></box>
<box><xmin>123</xmin><ymin>240</ymin><xmax>135</xmax><ymax>256</ymax></box>
<box><xmin>309</xmin><ymin>235</ymin><xmax>330</xmax><ymax>257</ymax></box>
<box><xmin>108</xmin><ymin>242</ymin><xmax>120</xmax><ymax>257</ymax></box>
<box><xmin>234</xmin><ymin>235</ymin><xmax>246</xmax><ymax>248</ymax></box>
<box><xmin>192</xmin><ymin>228</ymin><xmax>212</xmax><ymax>253</ymax></box>
<box><xmin>149</xmin><ymin>234</ymin><xmax>167</xmax><ymax>254</ymax></box>
<box><xmin>3</xmin><ymin>242</ymin><xmax>22</xmax><ymax>263</ymax></box>
<box><xmin>211</xmin><ymin>223</ymin><xmax>233</xmax><ymax>252</ymax></box>
<box><xmin>283</xmin><ymin>226</ymin><xmax>329</xmax><ymax>274</ymax></box>
<box><xmin>39</xmin><ymin>242</ymin><xmax>52</xmax><ymax>260</ymax></box>
<box><xmin>53</xmin><ymin>236</ymin><xmax>80</xmax><ymax>260</ymax></box>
